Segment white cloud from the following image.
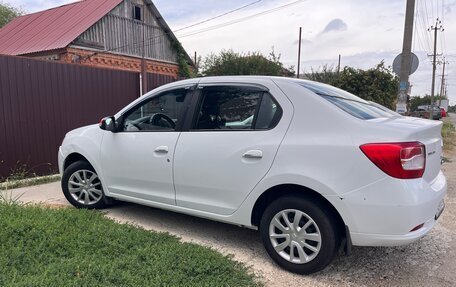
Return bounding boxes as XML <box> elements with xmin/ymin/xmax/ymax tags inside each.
<box><xmin>321</xmin><ymin>19</ymin><xmax>347</xmax><ymax>34</ymax></box>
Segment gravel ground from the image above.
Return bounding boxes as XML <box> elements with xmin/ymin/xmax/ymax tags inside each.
<box><xmin>8</xmin><ymin>115</ymin><xmax>456</xmax><ymax>287</ymax></box>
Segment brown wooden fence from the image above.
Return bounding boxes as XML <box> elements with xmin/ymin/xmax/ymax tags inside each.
<box><xmin>0</xmin><ymin>54</ymin><xmax>175</xmax><ymax>179</ymax></box>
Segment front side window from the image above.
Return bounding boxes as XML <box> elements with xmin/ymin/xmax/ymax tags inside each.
<box><xmin>194</xmin><ymin>86</ymin><xmax>281</xmax><ymax>130</ymax></box>
<box><xmin>122</xmin><ymin>89</ymin><xmax>187</xmax><ymax>132</ymax></box>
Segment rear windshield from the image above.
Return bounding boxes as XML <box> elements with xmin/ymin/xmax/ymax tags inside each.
<box><xmin>300</xmin><ymin>82</ymin><xmax>397</xmax><ymax>120</ymax></box>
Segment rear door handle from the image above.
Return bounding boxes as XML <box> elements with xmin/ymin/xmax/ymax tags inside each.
<box><xmin>154</xmin><ymin>146</ymin><xmax>169</xmax><ymax>153</ymax></box>
<box><xmin>243</xmin><ymin>150</ymin><xmax>263</xmax><ymax>159</ymax></box>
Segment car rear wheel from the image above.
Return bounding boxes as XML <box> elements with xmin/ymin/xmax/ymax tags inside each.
<box><xmin>62</xmin><ymin>161</ymin><xmax>111</xmax><ymax>209</ymax></box>
<box><xmin>260</xmin><ymin>196</ymin><xmax>339</xmax><ymax>274</ymax></box>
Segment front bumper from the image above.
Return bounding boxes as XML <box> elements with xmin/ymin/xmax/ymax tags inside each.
<box><xmin>58</xmin><ymin>146</ymin><xmax>64</xmax><ymax>176</ymax></box>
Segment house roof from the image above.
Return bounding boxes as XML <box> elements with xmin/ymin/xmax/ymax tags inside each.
<box><xmin>0</xmin><ymin>0</ymin><xmax>123</xmax><ymax>55</ymax></box>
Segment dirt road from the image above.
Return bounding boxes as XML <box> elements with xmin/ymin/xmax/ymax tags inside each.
<box><xmin>8</xmin><ymin>115</ymin><xmax>456</xmax><ymax>286</ymax></box>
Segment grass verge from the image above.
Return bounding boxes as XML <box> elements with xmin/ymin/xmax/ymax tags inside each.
<box><xmin>0</xmin><ymin>174</ymin><xmax>60</xmax><ymax>190</ymax></box>
<box><xmin>442</xmin><ymin>120</ymin><xmax>455</xmax><ymax>152</ymax></box>
<box><xmin>0</xmin><ymin>204</ymin><xmax>260</xmax><ymax>287</ymax></box>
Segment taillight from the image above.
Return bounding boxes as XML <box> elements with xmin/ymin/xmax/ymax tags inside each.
<box><xmin>360</xmin><ymin>142</ymin><xmax>426</xmax><ymax>179</ymax></box>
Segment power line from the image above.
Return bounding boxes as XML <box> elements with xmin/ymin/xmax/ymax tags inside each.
<box><xmin>421</xmin><ymin>0</ymin><xmax>436</xmax><ymax>53</ymax></box>
<box><xmin>440</xmin><ymin>4</ymin><xmax>449</xmax><ymax>56</ymax></box>
<box><xmin>440</xmin><ymin>0</ymin><xmax>444</xmax><ymax>21</ymax></box>
<box><xmin>442</xmin><ymin>0</ymin><xmax>445</xmax><ymax>24</ymax></box>
<box><xmin>80</xmin><ymin>33</ymin><xmax>169</xmax><ymax>62</ymax></box>
<box><xmin>422</xmin><ymin>0</ymin><xmax>431</xmax><ymax>28</ymax></box>
<box><xmin>173</xmin><ymin>0</ymin><xmax>263</xmax><ymax>33</ymax></box>
<box><xmin>176</xmin><ymin>0</ymin><xmax>305</xmax><ymax>38</ymax></box>
<box><xmin>413</xmin><ymin>1</ymin><xmax>429</xmax><ymax>55</ymax></box>
<box><xmin>412</xmin><ymin>2</ymin><xmax>418</xmax><ymax>52</ymax></box>
<box><xmin>417</xmin><ymin>0</ymin><xmax>433</xmax><ymax>52</ymax></box>
<box><xmin>440</xmin><ymin>28</ymin><xmax>446</xmax><ymax>55</ymax></box>
<box><xmin>82</xmin><ymin>1</ymin><xmax>268</xmax><ymax>60</ymax></box>
<box><xmin>82</xmin><ymin>0</ymin><xmax>304</xmax><ymax>61</ymax></box>
<box><xmin>422</xmin><ymin>1</ymin><xmax>434</xmax><ymax>52</ymax></box>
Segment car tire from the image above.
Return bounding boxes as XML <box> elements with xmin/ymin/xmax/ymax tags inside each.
<box><xmin>61</xmin><ymin>161</ymin><xmax>112</xmax><ymax>209</ymax></box>
<box><xmin>260</xmin><ymin>196</ymin><xmax>339</xmax><ymax>274</ymax></box>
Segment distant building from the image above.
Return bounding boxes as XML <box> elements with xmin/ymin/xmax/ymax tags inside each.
<box><xmin>0</xmin><ymin>0</ymin><xmax>192</xmax><ymax>82</ymax></box>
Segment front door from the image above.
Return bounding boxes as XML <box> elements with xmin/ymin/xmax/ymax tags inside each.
<box><xmin>174</xmin><ymin>83</ymin><xmax>292</xmax><ymax>215</ymax></box>
<box><xmin>100</xmin><ymin>87</ymin><xmax>191</xmax><ymax>205</ymax></box>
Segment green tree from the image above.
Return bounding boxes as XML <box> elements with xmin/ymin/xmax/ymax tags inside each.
<box><xmin>0</xmin><ymin>2</ymin><xmax>23</xmax><ymax>28</ymax></box>
<box><xmin>201</xmin><ymin>49</ymin><xmax>295</xmax><ymax>77</ymax></box>
<box><xmin>409</xmin><ymin>94</ymin><xmax>446</xmax><ymax>111</ymax></box>
<box><xmin>306</xmin><ymin>62</ymin><xmax>399</xmax><ymax>109</ymax></box>
<box><xmin>304</xmin><ymin>64</ymin><xmax>339</xmax><ymax>85</ymax></box>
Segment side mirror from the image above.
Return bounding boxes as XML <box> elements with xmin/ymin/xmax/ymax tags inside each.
<box><xmin>99</xmin><ymin>116</ymin><xmax>117</xmax><ymax>132</ymax></box>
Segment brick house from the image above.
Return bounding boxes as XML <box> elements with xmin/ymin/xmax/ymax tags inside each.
<box><xmin>0</xmin><ymin>0</ymin><xmax>193</xmax><ymax>91</ymax></box>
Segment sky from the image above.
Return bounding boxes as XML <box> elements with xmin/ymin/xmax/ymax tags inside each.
<box><xmin>6</xmin><ymin>0</ymin><xmax>456</xmax><ymax>105</ymax></box>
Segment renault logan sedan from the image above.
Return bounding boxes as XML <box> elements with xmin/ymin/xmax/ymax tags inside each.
<box><xmin>58</xmin><ymin>76</ymin><xmax>447</xmax><ymax>274</ymax></box>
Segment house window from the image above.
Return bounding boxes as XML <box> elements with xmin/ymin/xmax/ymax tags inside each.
<box><xmin>133</xmin><ymin>5</ymin><xmax>142</xmax><ymax>21</ymax></box>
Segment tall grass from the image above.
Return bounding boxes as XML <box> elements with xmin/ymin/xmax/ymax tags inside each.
<box><xmin>442</xmin><ymin>121</ymin><xmax>455</xmax><ymax>151</ymax></box>
<box><xmin>0</xmin><ymin>179</ymin><xmax>24</xmax><ymax>205</ymax></box>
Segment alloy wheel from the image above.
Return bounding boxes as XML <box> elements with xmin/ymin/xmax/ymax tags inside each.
<box><xmin>68</xmin><ymin>169</ymin><xmax>103</xmax><ymax>205</ymax></box>
<box><xmin>269</xmin><ymin>209</ymin><xmax>322</xmax><ymax>264</ymax></box>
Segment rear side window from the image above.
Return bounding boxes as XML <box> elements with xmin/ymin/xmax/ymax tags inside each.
<box><xmin>193</xmin><ymin>86</ymin><xmax>281</xmax><ymax>130</ymax></box>
<box><xmin>300</xmin><ymin>82</ymin><xmax>396</xmax><ymax>120</ymax></box>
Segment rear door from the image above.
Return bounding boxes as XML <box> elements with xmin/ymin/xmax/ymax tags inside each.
<box><xmin>174</xmin><ymin>80</ymin><xmax>293</xmax><ymax>215</ymax></box>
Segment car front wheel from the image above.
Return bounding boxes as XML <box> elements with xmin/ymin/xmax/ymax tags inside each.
<box><xmin>260</xmin><ymin>196</ymin><xmax>339</xmax><ymax>274</ymax></box>
<box><xmin>61</xmin><ymin>161</ymin><xmax>111</xmax><ymax>209</ymax></box>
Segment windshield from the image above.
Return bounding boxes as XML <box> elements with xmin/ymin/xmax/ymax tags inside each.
<box><xmin>300</xmin><ymin>82</ymin><xmax>398</xmax><ymax>120</ymax></box>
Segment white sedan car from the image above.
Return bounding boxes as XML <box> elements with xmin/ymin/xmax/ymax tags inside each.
<box><xmin>58</xmin><ymin>76</ymin><xmax>446</xmax><ymax>274</ymax></box>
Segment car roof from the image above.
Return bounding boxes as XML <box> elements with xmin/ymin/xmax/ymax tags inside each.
<box><xmin>156</xmin><ymin>76</ymin><xmax>319</xmax><ymax>92</ymax></box>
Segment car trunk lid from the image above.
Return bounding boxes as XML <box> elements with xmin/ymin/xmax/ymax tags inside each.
<box><xmin>367</xmin><ymin>116</ymin><xmax>443</xmax><ymax>182</ymax></box>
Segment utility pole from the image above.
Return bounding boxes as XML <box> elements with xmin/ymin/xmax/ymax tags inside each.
<box><xmin>337</xmin><ymin>54</ymin><xmax>341</xmax><ymax>76</ymax></box>
<box><xmin>141</xmin><ymin>15</ymin><xmax>147</xmax><ymax>95</ymax></box>
<box><xmin>428</xmin><ymin>19</ymin><xmax>443</xmax><ymax>119</ymax></box>
<box><xmin>297</xmin><ymin>27</ymin><xmax>302</xmax><ymax>79</ymax></box>
<box><xmin>396</xmin><ymin>0</ymin><xmax>415</xmax><ymax>114</ymax></box>
<box><xmin>194</xmin><ymin>51</ymin><xmax>198</xmax><ymax>75</ymax></box>
<box><xmin>438</xmin><ymin>58</ymin><xmax>448</xmax><ymax>107</ymax></box>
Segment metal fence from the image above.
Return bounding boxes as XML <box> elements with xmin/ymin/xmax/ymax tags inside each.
<box><xmin>147</xmin><ymin>73</ymin><xmax>176</xmax><ymax>91</ymax></box>
<box><xmin>0</xmin><ymin>54</ymin><xmax>175</xmax><ymax>179</ymax></box>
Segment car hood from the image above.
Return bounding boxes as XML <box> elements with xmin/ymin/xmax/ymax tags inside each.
<box><xmin>65</xmin><ymin>124</ymin><xmax>99</xmax><ymax>139</ymax></box>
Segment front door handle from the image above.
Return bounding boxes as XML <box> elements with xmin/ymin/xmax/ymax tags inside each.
<box><xmin>154</xmin><ymin>146</ymin><xmax>169</xmax><ymax>153</ymax></box>
<box><xmin>243</xmin><ymin>150</ymin><xmax>263</xmax><ymax>159</ymax></box>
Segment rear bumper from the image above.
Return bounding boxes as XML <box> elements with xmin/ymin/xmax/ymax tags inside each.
<box><xmin>330</xmin><ymin>171</ymin><xmax>447</xmax><ymax>247</ymax></box>
<box><xmin>350</xmin><ymin>210</ymin><xmax>441</xmax><ymax>246</ymax></box>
